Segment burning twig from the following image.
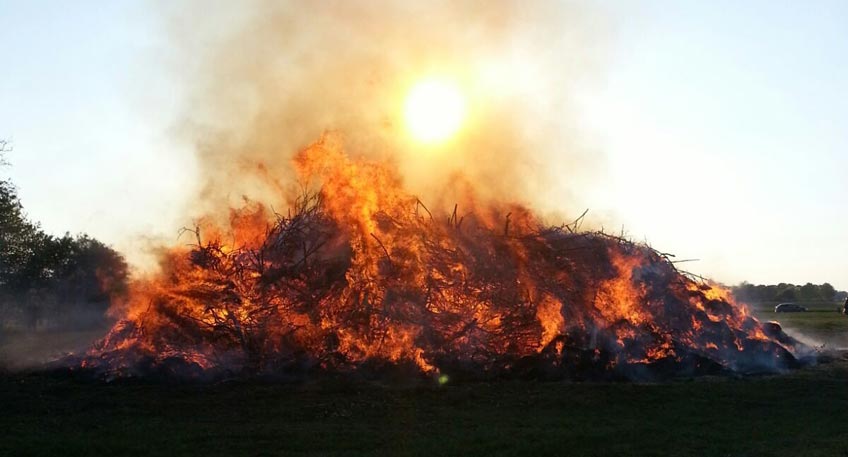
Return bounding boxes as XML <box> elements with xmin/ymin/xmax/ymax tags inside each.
<box><xmin>81</xmin><ymin>141</ymin><xmax>809</xmax><ymax>382</ymax></box>
<box><xmin>415</xmin><ymin>198</ymin><xmax>433</xmax><ymax>221</ymax></box>
<box><xmin>566</xmin><ymin>208</ymin><xmax>590</xmax><ymax>233</ymax></box>
<box><xmin>178</xmin><ymin>225</ymin><xmax>203</xmax><ymax>247</ymax></box>
<box><xmin>370</xmin><ymin>233</ymin><xmax>392</xmax><ymax>262</ymax></box>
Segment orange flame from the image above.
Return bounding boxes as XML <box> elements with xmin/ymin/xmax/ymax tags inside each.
<box><xmin>81</xmin><ymin>134</ymin><xmax>806</xmax><ymax>381</ymax></box>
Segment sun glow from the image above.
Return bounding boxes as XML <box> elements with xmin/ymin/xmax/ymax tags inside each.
<box><xmin>403</xmin><ymin>78</ymin><xmax>467</xmax><ymax>143</ymax></box>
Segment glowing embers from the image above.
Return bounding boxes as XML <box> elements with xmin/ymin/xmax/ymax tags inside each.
<box><xmin>80</xmin><ymin>136</ymin><xmax>810</xmax><ymax>381</ymax></box>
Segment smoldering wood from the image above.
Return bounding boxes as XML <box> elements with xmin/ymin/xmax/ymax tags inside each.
<box><xmin>78</xmin><ymin>191</ymin><xmax>812</xmax><ymax>382</ymax></box>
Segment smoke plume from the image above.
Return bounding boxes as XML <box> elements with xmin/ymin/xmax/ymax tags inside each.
<box><xmin>162</xmin><ymin>0</ymin><xmax>608</xmax><ymax>221</ymax></box>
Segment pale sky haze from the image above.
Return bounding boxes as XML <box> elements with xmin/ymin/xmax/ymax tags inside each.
<box><xmin>1</xmin><ymin>1</ymin><xmax>846</xmax><ymax>289</ymax></box>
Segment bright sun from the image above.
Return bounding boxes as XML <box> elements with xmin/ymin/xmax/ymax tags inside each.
<box><xmin>404</xmin><ymin>78</ymin><xmax>467</xmax><ymax>143</ymax></box>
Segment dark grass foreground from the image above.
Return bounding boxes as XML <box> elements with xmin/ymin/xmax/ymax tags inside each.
<box><xmin>2</xmin><ymin>359</ymin><xmax>848</xmax><ymax>457</ymax></box>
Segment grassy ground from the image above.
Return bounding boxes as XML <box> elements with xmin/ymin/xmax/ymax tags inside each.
<box><xmin>1</xmin><ymin>361</ymin><xmax>848</xmax><ymax>457</ymax></box>
<box><xmin>749</xmin><ymin>301</ymin><xmax>848</xmax><ymax>348</ymax></box>
<box><xmin>0</xmin><ymin>327</ymin><xmax>106</xmax><ymax>370</ymax></box>
<box><xmin>1</xmin><ymin>305</ymin><xmax>846</xmax><ymax>457</ymax></box>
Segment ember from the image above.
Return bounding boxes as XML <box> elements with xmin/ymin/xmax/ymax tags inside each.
<box><xmin>78</xmin><ymin>134</ymin><xmax>810</xmax><ymax>381</ymax></box>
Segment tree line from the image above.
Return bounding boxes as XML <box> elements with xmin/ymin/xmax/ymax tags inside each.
<box><xmin>1</xmin><ymin>148</ymin><xmax>128</xmax><ymax>331</ymax></box>
<box><xmin>731</xmin><ymin>281</ymin><xmax>847</xmax><ymax>304</ymax></box>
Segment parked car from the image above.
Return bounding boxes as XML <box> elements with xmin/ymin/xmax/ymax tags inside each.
<box><xmin>774</xmin><ymin>303</ymin><xmax>807</xmax><ymax>313</ymax></box>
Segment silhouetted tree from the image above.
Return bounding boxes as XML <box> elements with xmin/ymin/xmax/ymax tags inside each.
<box><xmin>799</xmin><ymin>282</ymin><xmax>819</xmax><ymax>301</ymax></box>
<box><xmin>775</xmin><ymin>287</ymin><xmax>797</xmax><ymax>302</ymax></box>
<box><xmin>0</xmin><ymin>146</ymin><xmax>128</xmax><ymax>330</ymax></box>
<box><xmin>820</xmin><ymin>283</ymin><xmax>836</xmax><ymax>301</ymax></box>
<box><xmin>731</xmin><ymin>281</ymin><xmax>845</xmax><ymax>304</ymax></box>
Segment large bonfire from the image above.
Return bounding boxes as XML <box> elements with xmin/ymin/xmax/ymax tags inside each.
<box><xmin>78</xmin><ymin>134</ymin><xmax>808</xmax><ymax>381</ymax></box>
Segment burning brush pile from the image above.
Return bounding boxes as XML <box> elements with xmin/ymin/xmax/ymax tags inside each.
<box><xmin>76</xmin><ymin>135</ymin><xmax>810</xmax><ymax>381</ymax></box>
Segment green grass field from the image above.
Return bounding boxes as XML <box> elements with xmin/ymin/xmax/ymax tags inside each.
<box><xmin>2</xmin><ymin>361</ymin><xmax>848</xmax><ymax>457</ymax></box>
<box><xmin>749</xmin><ymin>301</ymin><xmax>848</xmax><ymax>348</ymax></box>
<box><xmin>1</xmin><ymin>304</ymin><xmax>847</xmax><ymax>457</ymax></box>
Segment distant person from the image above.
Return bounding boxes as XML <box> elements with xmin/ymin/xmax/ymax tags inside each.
<box><xmin>843</xmin><ymin>297</ymin><xmax>848</xmax><ymax>316</ymax></box>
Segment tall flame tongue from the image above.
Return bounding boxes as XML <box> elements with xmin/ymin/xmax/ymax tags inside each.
<box><xmin>82</xmin><ymin>135</ymin><xmax>806</xmax><ymax>381</ymax></box>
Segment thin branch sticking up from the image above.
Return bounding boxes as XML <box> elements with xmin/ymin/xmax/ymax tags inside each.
<box><xmin>0</xmin><ymin>140</ymin><xmax>11</xmax><ymax>166</ymax></box>
<box><xmin>370</xmin><ymin>233</ymin><xmax>392</xmax><ymax>262</ymax></box>
<box><xmin>415</xmin><ymin>198</ymin><xmax>433</xmax><ymax>221</ymax></box>
<box><xmin>566</xmin><ymin>208</ymin><xmax>589</xmax><ymax>233</ymax></box>
<box><xmin>178</xmin><ymin>225</ymin><xmax>203</xmax><ymax>247</ymax></box>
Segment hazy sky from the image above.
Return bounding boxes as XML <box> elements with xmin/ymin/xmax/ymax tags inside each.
<box><xmin>1</xmin><ymin>1</ymin><xmax>846</xmax><ymax>289</ymax></box>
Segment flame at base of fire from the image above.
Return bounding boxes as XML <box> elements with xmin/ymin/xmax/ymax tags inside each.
<box><xmin>78</xmin><ymin>136</ymin><xmax>811</xmax><ymax>381</ymax></box>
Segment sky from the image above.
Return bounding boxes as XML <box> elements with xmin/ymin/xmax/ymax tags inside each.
<box><xmin>1</xmin><ymin>1</ymin><xmax>846</xmax><ymax>289</ymax></box>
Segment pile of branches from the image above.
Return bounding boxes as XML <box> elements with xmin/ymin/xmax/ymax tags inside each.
<box><xmin>79</xmin><ymin>192</ymin><xmax>811</xmax><ymax>381</ymax></box>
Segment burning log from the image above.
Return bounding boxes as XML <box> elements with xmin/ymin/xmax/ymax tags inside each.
<box><xmin>77</xmin><ymin>135</ymin><xmax>812</xmax><ymax>381</ymax></box>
